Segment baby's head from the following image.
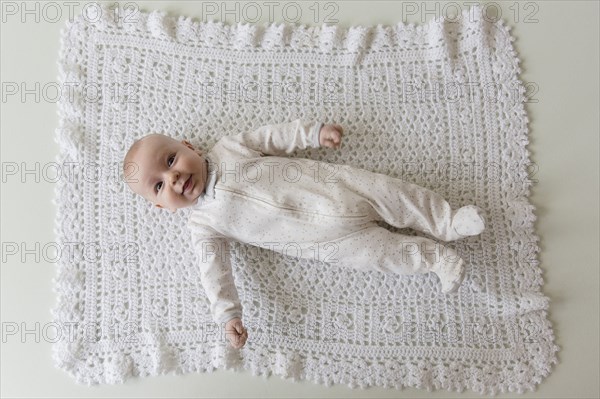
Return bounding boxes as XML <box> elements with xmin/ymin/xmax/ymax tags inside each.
<box><xmin>123</xmin><ymin>133</ymin><xmax>208</xmax><ymax>212</ymax></box>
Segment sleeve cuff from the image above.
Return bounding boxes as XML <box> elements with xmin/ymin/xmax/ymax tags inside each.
<box><xmin>219</xmin><ymin>312</ymin><xmax>243</xmax><ymax>325</ymax></box>
<box><xmin>311</xmin><ymin>121</ymin><xmax>324</xmax><ymax>148</ymax></box>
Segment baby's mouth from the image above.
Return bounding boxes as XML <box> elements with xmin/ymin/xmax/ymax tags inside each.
<box><xmin>183</xmin><ymin>175</ymin><xmax>193</xmax><ymax>194</ymax></box>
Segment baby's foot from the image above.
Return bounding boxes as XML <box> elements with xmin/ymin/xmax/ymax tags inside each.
<box><xmin>451</xmin><ymin>205</ymin><xmax>486</xmax><ymax>238</ymax></box>
<box><xmin>433</xmin><ymin>256</ymin><xmax>466</xmax><ymax>294</ymax></box>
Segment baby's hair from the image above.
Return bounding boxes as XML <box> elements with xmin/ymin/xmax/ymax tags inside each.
<box><xmin>123</xmin><ymin>134</ymin><xmax>155</xmax><ymax>172</ymax></box>
<box><xmin>122</xmin><ymin>133</ymin><xmax>167</xmax><ymax>193</ymax></box>
<box><xmin>124</xmin><ymin>133</ymin><xmax>174</xmax><ymax>175</ymax></box>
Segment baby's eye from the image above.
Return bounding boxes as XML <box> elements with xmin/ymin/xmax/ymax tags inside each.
<box><xmin>155</xmin><ymin>154</ymin><xmax>175</xmax><ymax>193</ymax></box>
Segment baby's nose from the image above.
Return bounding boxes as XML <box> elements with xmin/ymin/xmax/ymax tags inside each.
<box><xmin>169</xmin><ymin>171</ymin><xmax>180</xmax><ymax>185</ymax></box>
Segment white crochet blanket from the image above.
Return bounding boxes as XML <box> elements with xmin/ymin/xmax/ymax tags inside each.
<box><xmin>52</xmin><ymin>4</ymin><xmax>559</xmax><ymax>394</ymax></box>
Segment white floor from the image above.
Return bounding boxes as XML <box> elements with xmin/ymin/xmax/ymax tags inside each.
<box><xmin>1</xmin><ymin>1</ymin><xmax>598</xmax><ymax>397</ymax></box>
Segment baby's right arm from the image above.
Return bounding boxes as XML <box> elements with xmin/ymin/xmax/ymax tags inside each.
<box><xmin>189</xmin><ymin>225</ymin><xmax>244</xmax><ymax>329</ymax></box>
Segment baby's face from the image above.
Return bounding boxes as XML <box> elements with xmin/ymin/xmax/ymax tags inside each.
<box><xmin>125</xmin><ymin>134</ymin><xmax>208</xmax><ymax>212</ymax></box>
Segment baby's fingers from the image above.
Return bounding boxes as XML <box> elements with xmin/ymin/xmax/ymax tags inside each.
<box><xmin>229</xmin><ymin>327</ymin><xmax>248</xmax><ymax>348</ymax></box>
<box><xmin>229</xmin><ymin>333</ymin><xmax>242</xmax><ymax>348</ymax></box>
<box><xmin>329</xmin><ymin>134</ymin><xmax>342</xmax><ymax>148</ymax></box>
<box><xmin>237</xmin><ymin>333</ymin><xmax>248</xmax><ymax>348</ymax></box>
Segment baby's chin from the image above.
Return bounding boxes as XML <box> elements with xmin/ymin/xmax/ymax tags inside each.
<box><xmin>185</xmin><ymin>196</ymin><xmax>201</xmax><ymax>208</ymax></box>
<box><xmin>179</xmin><ymin>194</ymin><xmax>202</xmax><ymax>210</ymax></box>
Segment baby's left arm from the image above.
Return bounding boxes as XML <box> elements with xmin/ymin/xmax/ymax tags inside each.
<box><xmin>224</xmin><ymin>119</ymin><xmax>344</xmax><ymax>156</ymax></box>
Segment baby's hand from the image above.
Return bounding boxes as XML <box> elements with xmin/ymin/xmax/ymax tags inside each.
<box><xmin>225</xmin><ymin>317</ymin><xmax>248</xmax><ymax>349</ymax></box>
<box><xmin>319</xmin><ymin>124</ymin><xmax>344</xmax><ymax>149</ymax></box>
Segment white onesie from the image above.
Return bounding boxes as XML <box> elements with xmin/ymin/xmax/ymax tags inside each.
<box><xmin>187</xmin><ymin>119</ymin><xmax>486</xmax><ymax>324</ymax></box>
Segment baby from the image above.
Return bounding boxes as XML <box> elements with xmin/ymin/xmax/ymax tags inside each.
<box><xmin>123</xmin><ymin>119</ymin><xmax>486</xmax><ymax>349</ymax></box>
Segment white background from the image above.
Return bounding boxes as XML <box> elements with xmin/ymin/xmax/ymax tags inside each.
<box><xmin>1</xmin><ymin>1</ymin><xmax>599</xmax><ymax>397</ymax></box>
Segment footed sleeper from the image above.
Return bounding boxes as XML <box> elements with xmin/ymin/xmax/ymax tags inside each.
<box><xmin>187</xmin><ymin>119</ymin><xmax>485</xmax><ymax>324</ymax></box>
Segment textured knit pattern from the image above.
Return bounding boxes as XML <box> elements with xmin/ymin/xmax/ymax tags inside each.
<box><xmin>52</xmin><ymin>4</ymin><xmax>559</xmax><ymax>394</ymax></box>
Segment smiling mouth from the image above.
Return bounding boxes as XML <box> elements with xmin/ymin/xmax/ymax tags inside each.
<box><xmin>183</xmin><ymin>176</ymin><xmax>193</xmax><ymax>194</ymax></box>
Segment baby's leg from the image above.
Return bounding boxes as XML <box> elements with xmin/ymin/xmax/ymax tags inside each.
<box><xmin>344</xmin><ymin>166</ymin><xmax>485</xmax><ymax>241</ymax></box>
<box><xmin>385</xmin><ymin>180</ymin><xmax>486</xmax><ymax>241</ymax></box>
<box><xmin>319</xmin><ymin>224</ymin><xmax>467</xmax><ymax>293</ymax></box>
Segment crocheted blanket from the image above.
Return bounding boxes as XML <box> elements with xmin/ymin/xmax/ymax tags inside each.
<box><xmin>52</xmin><ymin>4</ymin><xmax>559</xmax><ymax>394</ymax></box>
